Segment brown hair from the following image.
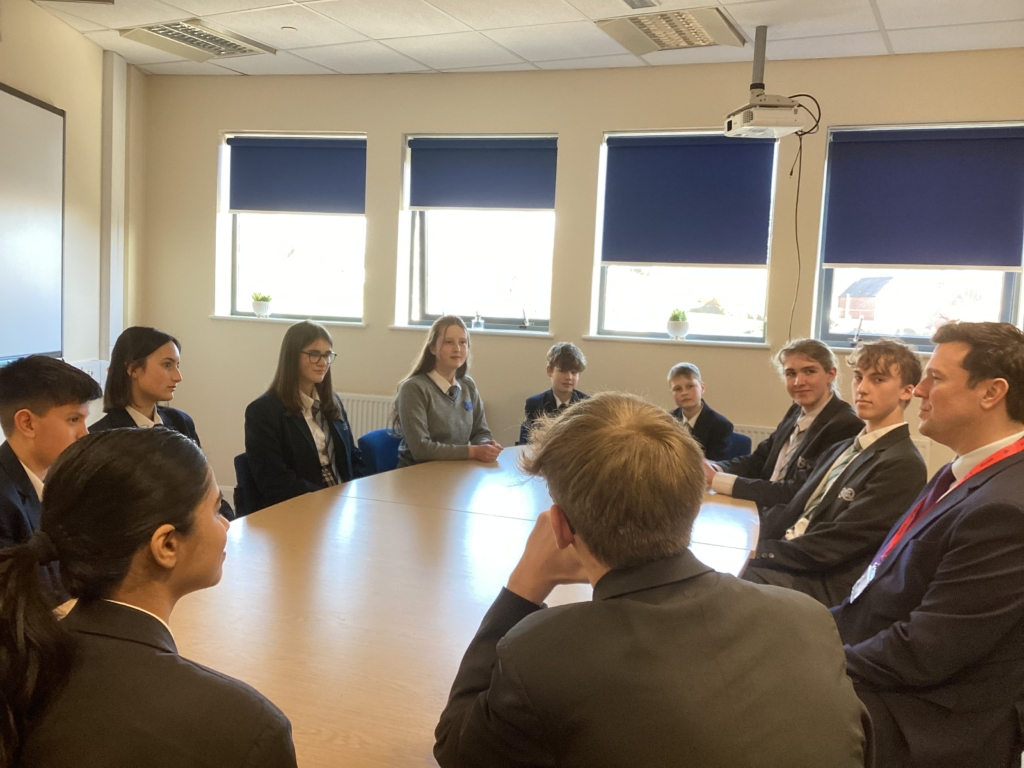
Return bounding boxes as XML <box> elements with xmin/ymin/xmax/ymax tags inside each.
<box><xmin>667</xmin><ymin>362</ymin><xmax>701</xmax><ymax>383</ymax></box>
<box><xmin>775</xmin><ymin>338</ymin><xmax>840</xmax><ymax>394</ymax></box>
<box><xmin>546</xmin><ymin>343</ymin><xmax>587</xmax><ymax>373</ymax></box>
<box><xmin>847</xmin><ymin>339</ymin><xmax>922</xmax><ymax>389</ymax></box>
<box><xmin>0</xmin><ymin>356</ymin><xmax>102</xmax><ymax>436</ymax></box>
<box><xmin>269</xmin><ymin>321</ymin><xmax>340</xmax><ymax>421</ymax></box>
<box><xmin>519</xmin><ymin>392</ymin><xmax>705</xmax><ymax>570</ymax></box>
<box><xmin>932</xmin><ymin>321</ymin><xmax>1024</xmax><ymax>423</ymax></box>
<box><xmin>104</xmin><ymin>327</ymin><xmax>180</xmax><ymax>412</ymax></box>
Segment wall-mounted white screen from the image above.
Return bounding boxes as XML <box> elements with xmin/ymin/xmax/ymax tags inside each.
<box><xmin>0</xmin><ymin>82</ymin><xmax>64</xmax><ymax>362</ymax></box>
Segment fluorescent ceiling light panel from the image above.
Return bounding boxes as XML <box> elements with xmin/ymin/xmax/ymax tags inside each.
<box><xmin>597</xmin><ymin>8</ymin><xmax>745</xmax><ymax>56</ymax></box>
<box><xmin>120</xmin><ymin>19</ymin><xmax>275</xmax><ymax>63</ymax></box>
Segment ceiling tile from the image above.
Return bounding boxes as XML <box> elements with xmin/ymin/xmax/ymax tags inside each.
<box><xmin>294</xmin><ymin>40</ymin><xmax>431</xmax><ymax>73</ymax></box>
<box><xmin>888</xmin><ymin>19</ymin><xmax>1024</xmax><ymax>54</ymax></box>
<box><xmin>763</xmin><ymin>30</ymin><xmax>888</xmax><ymax>59</ymax></box>
<box><xmin>36</xmin><ymin>0</ymin><xmax>189</xmax><ymax>30</ymax></box>
<box><xmin>141</xmin><ymin>59</ymin><xmax>242</xmax><ymax>74</ymax></box>
<box><xmin>217</xmin><ymin>50</ymin><xmax>337</xmax><ymax>73</ymax></box>
<box><xmin>208</xmin><ymin>5</ymin><xmax>364</xmax><ymax>50</ymax></box>
<box><xmin>876</xmin><ymin>0</ymin><xmax>1024</xmax><ymax>30</ymax></box>
<box><xmin>304</xmin><ymin>0</ymin><xmax>470</xmax><ymax>38</ymax></box>
<box><xmin>384</xmin><ymin>31</ymin><xmax>524</xmax><ymax>69</ymax></box>
<box><xmin>727</xmin><ymin>0</ymin><xmax>878</xmax><ymax>41</ymax></box>
<box><xmin>84</xmin><ymin>29</ymin><xmax>183</xmax><ymax>64</ymax></box>
<box><xmin>565</xmin><ymin>0</ymin><xmax>726</xmax><ymax>20</ymax></box>
<box><xmin>442</xmin><ymin>62</ymin><xmax>540</xmax><ymax>72</ymax></box>
<box><xmin>424</xmin><ymin>0</ymin><xmax>585</xmax><ymax>31</ymax></box>
<box><xmin>484</xmin><ymin>20</ymin><xmax>627</xmax><ymax>61</ymax></box>
<box><xmin>643</xmin><ymin>44</ymin><xmax>752</xmax><ymax>65</ymax></box>
<box><xmin>163</xmin><ymin>0</ymin><xmax>287</xmax><ymax>16</ymax></box>
<box><xmin>535</xmin><ymin>52</ymin><xmax>646</xmax><ymax>68</ymax></box>
<box><xmin>39</xmin><ymin>7</ymin><xmax>106</xmax><ymax>32</ymax></box>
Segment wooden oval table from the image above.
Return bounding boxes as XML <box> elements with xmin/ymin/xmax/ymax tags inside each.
<box><xmin>172</xmin><ymin>447</ymin><xmax>758</xmax><ymax>767</ymax></box>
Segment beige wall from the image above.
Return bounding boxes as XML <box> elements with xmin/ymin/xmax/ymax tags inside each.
<box><xmin>0</xmin><ymin>0</ymin><xmax>104</xmax><ymax>362</ymax></box>
<box><xmin>138</xmin><ymin>48</ymin><xmax>1024</xmax><ymax>484</ymax></box>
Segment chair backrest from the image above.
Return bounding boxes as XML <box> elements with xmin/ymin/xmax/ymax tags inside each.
<box><xmin>358</xmin><ymin>429</ymin><xmax>402</xmax><ymax>475</ymax></box>
<box><xmin>233</xmin><ymin>453</ymin><xmax>261</xmax><ymax>517</ymax></box>
<box><xmin>720</xmin><ymin>432</ymin><xmax>753</xmax><ymax>461</ymax></box>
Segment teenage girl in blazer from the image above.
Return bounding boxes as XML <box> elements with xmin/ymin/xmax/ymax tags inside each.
<box><xmin>0</xmin><ymin>428</ymin><xmax>297</xmax><ymax>767</ymax></box>
<box><xmin>244</xmin><ymin>321</ymin><xmax>365</xmax><ymax>511</ymax></box>
<box><xmin>393</xmin><ymin>315</ymin><xmax>501</xmax><ymax>468</ymax></box>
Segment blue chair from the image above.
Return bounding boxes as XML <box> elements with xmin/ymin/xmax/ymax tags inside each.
<box><xmin>719</xmin><ymin>432</ymin><xmax>752</xmax><ymax>461</ymax></box>
<box><xmin>358</xmin><ymin>429</ymin><xmax>402</xmax><ymax>475</ymax></box>
<box><xmin>233</xmin><ymin>453</ymin><xmax>261</xmax><ymax>517</ymax></box>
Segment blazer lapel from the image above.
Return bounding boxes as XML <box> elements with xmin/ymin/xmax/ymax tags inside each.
<box><xmin>542</xmin><ymin>390</ymin><xmax>558</xmax><ymax>415</ymax></box>
<box><xmin>0</xmin><ymin>442</ymin><xmax>40</xmax><ymax>513</ymax></box>
<box><xmin>285</xmin><ymin>412</ymin><xmax>317</xmax><ymax>454</ymax></box>
<box><xmin>106</xmin><ymin>409</ymin><xmax>137</xmax><ymax>429</ymax></box>
<box><xmin>816</xmin><ymin>426</ymin><xmax>910</xmax><ymax>511</ymax></box>
<box><xmin>765</xmin><ymin>404</ymin><xmax>801</xmax><ymax>473</ymax></box>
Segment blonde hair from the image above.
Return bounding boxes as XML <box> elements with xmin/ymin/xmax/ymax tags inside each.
<box><xmin>403</xmin><ymin>315</ymin><xmax>470</xmax><ymax>381</ymax></box>
<box><xmin>519</xmin><ymin>392</ymin><xmax>705</xmax><ymax>570</ymax></box>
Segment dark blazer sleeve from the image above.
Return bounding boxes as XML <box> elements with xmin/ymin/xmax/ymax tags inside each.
<box><xmin>434</xmin><ymin>588</ymin><xmax>552</xmax><ymax>768</ymax></box>
<box><xmin>843</xmin><ymin>498</ymin><xmax>1024</xmax><ymax>691</ymax></box>
<box><xmin>244</xmin><ymin>395</ymin><xmax>320</xmax><ymax>507</ymax></box>
<box><xmin>518</xmin><ymin>393</ymin><xmax>546</xmax><ymax>446</ymax></box>
<box><xmin>754</xmin><ymin>448</ymin><xmax>927</xmax><ymax>574</ymax></box>
<box><xmin>243</xmin><ymin>715</ymin><xmax>298</xmax><ymax>768</ymax></box>
<box><xmin>330</xmin><ymin>397</ymin><xmax>367</xmax><ymax>481</ymax></box>
<box><xmin>0</xmin><ymin>492</ymin><xmax>32</xmax><ymax>550</ymax></box>
<box><xmin>694</xmin><ymin>403</ymin><xmax>734</xmax><ymax>462</ymax></box>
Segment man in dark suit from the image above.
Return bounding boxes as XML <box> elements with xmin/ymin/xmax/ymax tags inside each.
<box><xmin>743</xmin><ymin>340</ymin><xmax>927</xmax><ymax>607</ymax></box>
<box><xmin>667</xmin><ymin>362</ymin><xmax>734</xmax><ymax>461</ymax></box>
<box><xmin>0</xmin><ymin>355</ymin><xmax>101</xmax><ymax>551</ymax></box>
<box><xmin>436</xmin><ymin>393</ymin><xmax>873</xmax><ymax>768</ymax></box>
<box><xmin>833</xmin><ymin>322</ymin><xmax>1024</xmax><ymax>768</ymax></box>
<box><xmin>706</xmin><ymin>338</ymin><xmax>863</xmax><ymax>509</ymax></box>
<box><xmin>517</xmin><ymin>342</ymin><xmax>589</xmax><ymax>445</ymax></box>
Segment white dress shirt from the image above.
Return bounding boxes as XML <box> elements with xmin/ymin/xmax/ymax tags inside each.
<box><xmin>126</xmin><ymin>405</ymin><xmax>163</xmax><ymax>428</ymax></box>
<box><xmin>950</xmin><ymin>429</ymin><xmax>1024</xmax><ymax>486</ymax></box>
<box><xmin>18</xmin><ymin>460</ymin><xmax>44</xmax><ymax>500</ymax></box>
<box><xmin>298</xmin><ymin>389</ymin><xmax>331</xmax><ymax>468</ymax></box>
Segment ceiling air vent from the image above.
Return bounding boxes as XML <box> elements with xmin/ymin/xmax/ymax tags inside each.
<box><xmin>120</xmin><ymin>20</ymin><xmax>275</xmax><ymax>63</ymax></box>
<box><xmin>597</xmin><ymin>8</ymin><xmax>745</xmax><ymax>56</ymax></box>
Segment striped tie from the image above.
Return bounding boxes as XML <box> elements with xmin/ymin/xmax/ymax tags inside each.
<box><xmin>312</xmin><ymin>402</ymin><xmax>338</xmax><ymax>487</ymax></box>
<box><xmin>785</xmin><ymin>440</ymin><xmax>861</xmax><ymax>539</ymax></box>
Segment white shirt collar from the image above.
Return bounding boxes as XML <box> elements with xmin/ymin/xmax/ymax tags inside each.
<box><xmin>553</xmin><ymin>390</ymin><xmax>572</xmax><ymax>408</ymax></box>
<box><xmin>855</xmin><ymin>420</ymin><xmax>905</xmax><ymax>451</ymax></box>
<box><xmin>299</xmin><ymin>388</ymin><xmax>319</xmax><ymax>414</ymax></box>
<box><xmin>428</xmin><ymin>369</ymin><xmax>460</xmax><ymax>398</ymax></box>
<box><xmin>951</xmin><ymin>429</ymin><xmax>1024</xmax><ymax>482</ymax></box>
<box><xmin>684</xmin><ymin>403</ymin><xmax>703</xmax><ymax>428</ymax></box>
<box><xmin>18</xmin><ymin>460</ymin><xmax>44</xmax><ymax>500</ymax></box>
<box><xmin>796</xmin><ymin>393</ymin><xmax>833</xmax><ymax>433</ymax></box>
<box><xmin>126</xmin><ymin>405</ymin><xmax>162</xmax><ymax>428</ymax></box>
<box><xmin>103</xmin><ymin>599</ymin><xmax>175</xmax><ymax>641</ymax></box>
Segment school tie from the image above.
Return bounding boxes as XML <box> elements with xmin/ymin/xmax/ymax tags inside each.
<box><xmin>312</xmin><ymin>402</ymin><xmax>338</xmax><ymax>486</ymax></box>
<box><xmin>558</xmin><ymin>403</ymin><xmax>568</xmax><ymax>411</ymax></box>
<box><xmin>786</xmin><ymin>440</ymin><xmax>861</xmax><ymax>539</ymax></box>
<box><xmin>770</xmin><ymin>422</ymin><xmax>804</xmax><ymax>481</ymax></box>
<box><xmin>447</xmin><ymin>385</ymin><xmax>458</xmax><ymax>402</ymax></box>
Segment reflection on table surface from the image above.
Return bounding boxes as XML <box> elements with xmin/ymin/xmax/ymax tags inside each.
<box><xmin>172</xmin><ymin>447</ymin><xmax>758</xmax><ymax>767</ymax></box>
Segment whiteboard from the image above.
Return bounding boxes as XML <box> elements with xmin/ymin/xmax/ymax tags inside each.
<box><xmin>0</xmin><ymin>82</ymin><xmax>64</xmax><ymax>362</ymax></box>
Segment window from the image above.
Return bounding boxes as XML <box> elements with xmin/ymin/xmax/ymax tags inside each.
<box><xmin>225</xmin><ymin>136</ymin><xmax>367</xmax><ymax>321</ymax></box>
<box><xmin>406</xmin><ymin>137</ymin><xmax>557</xmax><ymax>331</ymax></box>
<box><xmin>596</xmin><ymin>134</ymin><xmax>777</xmax><ymax>342</ymax></box>
<box><xmin>817</xmin><ymin>125</ymin><xmax>1024</xmax><ymax>347</ymax></box>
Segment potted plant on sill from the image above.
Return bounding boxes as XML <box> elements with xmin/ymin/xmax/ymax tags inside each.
<box><xmin>252</xmin><ymin>292</ymin><xmax>272</xmax><ymax>318</ymax></box>
<box><xmin>667</xmin><ymin>309</ymin><xmax>689</xmax><ymax>340</ymax></box>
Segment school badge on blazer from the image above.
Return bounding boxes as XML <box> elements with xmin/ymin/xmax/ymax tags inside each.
<box><xmin>797</xmin><ymin>457</ymin><xmax>810</xmax><ymax>470</ymax></box>
<box><xmin>839</xmin><ymin>487</ymin><xmax>856</xmax><ymax>502</ymax></box>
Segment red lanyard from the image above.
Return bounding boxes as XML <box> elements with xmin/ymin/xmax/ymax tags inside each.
<box><xmin>876</xmin><ymin>436</ymin><xmax>1024</xmax><ymax>563</ymax></box>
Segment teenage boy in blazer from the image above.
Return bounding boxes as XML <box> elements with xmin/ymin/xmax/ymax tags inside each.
<box><xmin>743</xmin><ymin>340</ymin><xmax>927</xmax><ymax>607</ymax></box>
<box><xmin>518</xmin><ymin>342</ymin><xmax>589</xmax><ymax>445</ymax></box>
<box><xmin>832</xmin><ymin>322</ymin><xmax>1024</xmax><ymax>768</ymax></box>
<box><xmin>436</xmin><ymin>394</ymin><xmax>873</xmax><ymax>768</ymax></box>
<box><xmin>667</xmin><ymin>362</ymin><xmax>734</xmax><ymax>461</ymax></box>
<box><xmin>706</xmin><ymin>339</ymin><xmax>863</xmax><ymax>509</ymax></box>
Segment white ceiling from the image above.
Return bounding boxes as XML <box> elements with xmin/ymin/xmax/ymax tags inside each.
<box><xmin>34</xmin><ymin>0</ymin><xmax>1024</xmax><ymax>75</ymax></box>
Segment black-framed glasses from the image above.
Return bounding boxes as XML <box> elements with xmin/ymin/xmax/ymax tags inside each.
<box><xmin>301</xmin><ymin>350</ymin><xmax>337</xmax><ymax>365</ymax></box>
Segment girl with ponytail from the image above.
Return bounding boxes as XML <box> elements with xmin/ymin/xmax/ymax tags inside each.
<box><xmin>0</xmin><ymin>429</ymin><xmax>296</xmax><ymax>768</ymax></box>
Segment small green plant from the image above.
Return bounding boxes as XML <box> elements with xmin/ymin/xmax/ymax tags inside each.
<box><xmin>252</xmin><ymin>292</ymin><xmax>272</xmax><ymax>302</ymax></box>
<box><xmin>669</xmin><ymin>309</ymin><xmax>687</xmax><ymax>322</ymax></box>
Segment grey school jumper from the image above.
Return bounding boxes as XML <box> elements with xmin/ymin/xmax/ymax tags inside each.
<box><xmin>396</xmin><ymin>373</ymin><xmax>494</xmax><ymax>468</ymax></box>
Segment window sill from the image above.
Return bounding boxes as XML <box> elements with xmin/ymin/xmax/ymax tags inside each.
<box><xmin>210</xmin><ymin>314</ymin><xmax>366</xmax><ymax>328</ymax></box>
<box><xmin>389</xmin><ymin>324</ymin><xmax>553</xmax><ymax>339</ymax></box>
<box><xmin>582</xmin><ymin>334</ymin><xmax>769</xmax><ymax>350</ymax></box>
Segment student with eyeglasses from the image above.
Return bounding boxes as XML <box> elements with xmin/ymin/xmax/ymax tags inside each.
<box><xmin>243</xmin><ymin>321</ymin><xmax>366</xmax><ymax>511</ymax></box>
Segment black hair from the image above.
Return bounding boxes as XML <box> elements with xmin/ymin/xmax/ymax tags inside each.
<box><xmin>0</xmin><ymin>429</ymin><xmax>211</xmax><ymax>766</ymax></box>
<box><xmin>0</xmin><ymin>356</ymin><xmax>102</xmax><ymax>436</ymax></box>
<box><xmin>104</xmin><ymin>327</ymin><xmax>181</xmax><ymax>412</ymax></box>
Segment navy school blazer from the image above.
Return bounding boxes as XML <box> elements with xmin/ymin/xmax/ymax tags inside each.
<box><xmin>670</xmin><ymin>400</ymin><xmax>734</xmax><ymax>462</ymax></box>
<box><xmin>517</xmin><ymin>389</ymin><xmax>589</xmax><ymax>445</ymax></box>
<box><xmin>716</xmin><ymin>396</ymin><xmax>864</xmax><ymax>509</ymax></box>
<box><xmin>832</xmin><ymin>449</ymin><xmax>1024</xmax><ymax>768</ymax></box>
<box><xmin>244</xmin><ymin>390</ymin><xmax>366</xmax><ymax>511</ymax></box>
<box><xmin>743</xmin><ymin>424</ymin><xmax>927</xmax><ymax>607</ymax></box>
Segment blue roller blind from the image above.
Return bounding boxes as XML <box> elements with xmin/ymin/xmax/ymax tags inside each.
<box><xmin>822</xmin><ymin>126</ymin><xmax>1024</xmax><ymax>269</ymax></box>
<box><xmin>227</xmin><ymin>136</ymin><xmax>367</xmax><ymax>214</ymax></box>
<box><xmin>408</xmin><ymin>137</ymin><xmax>557</xmax><ymax>209</ymax></box>
<box><xmin>601</xmin><ymin>135</ymin><xmax>776</xmax><ymax>265</ymax></box>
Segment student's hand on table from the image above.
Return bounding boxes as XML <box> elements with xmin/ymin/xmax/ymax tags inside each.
<box><xmin>507</xmin><ymin>511</ymin><xmax>588</xmax><ymax>605</ymax></box>
<box><xmin>469</xmin><ymin>441</ymin><xmax>502</xmax><ymax>463</ymax></box>
<box><xmin>703</xmin><ymin>459</ymin><xmax>719</xmax><ymax>486</ymax></box>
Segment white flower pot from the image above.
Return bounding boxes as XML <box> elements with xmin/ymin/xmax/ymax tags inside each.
<box><xmin>252</xmin><ymin>300</ymin><xmax>271</xmax><ymax>318</ymax></box>
<box><xmin>667</xmin><ymin>319</ymin><xmax>689</xmax><ymax>339</ymax></box>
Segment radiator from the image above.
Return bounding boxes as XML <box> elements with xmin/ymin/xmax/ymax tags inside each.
<box><xmin>338</xmin><ymin>393</ymin><xmax>394</xmax><ymax>439</ymax></box>
<box><xmin>735</xmin><ymin>424</ymin><xmax>931</xmax><ymax>466</ymax></box>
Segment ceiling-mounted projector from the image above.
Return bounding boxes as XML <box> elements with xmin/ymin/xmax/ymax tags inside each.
<box><xmin>724</xmin><ymin>26</ymin><xmax>806</xmax><ymax>139</ymax></box>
